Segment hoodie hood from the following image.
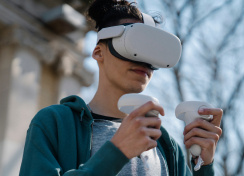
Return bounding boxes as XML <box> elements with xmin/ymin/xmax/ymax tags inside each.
<box><xmin>60</xmin><ymin>95</ymin><xmax>93</xmax><ymax>121</ymax></box>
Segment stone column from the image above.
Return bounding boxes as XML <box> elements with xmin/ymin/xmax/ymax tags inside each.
<box><xmin>38</xmin><ymin>63</ymin><xmax>59</xmax><ymax>109</ymax></box>
<box><xmin>0</xmin><ymin>45</ymin><xmax>16</xmax><ymax>172</ymax></box>
<box><xmin>0</xmin><ymin>24</ymin><xmax>55</xmax><ymax>176</ymax></box>
<box><xmin>56</xmin><ymin>50</ymin><xmax>94</xmax><ymax>102</ymax></box>
<box><xmin>1</xmin><ymin>48</ymin><xmax>42</xmax><ymax>176</ymax></box>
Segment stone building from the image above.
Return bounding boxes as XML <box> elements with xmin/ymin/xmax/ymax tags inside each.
<box><xmin>0</xmin><ymin>0</ymin><xmax>94</xmax><ymax>175</ymax></box>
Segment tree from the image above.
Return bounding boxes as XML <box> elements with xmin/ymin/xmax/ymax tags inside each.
<box><xmin>140</xmin><ymin>0</ymin><xmax>244</xmax><ymax>175</ymax></box>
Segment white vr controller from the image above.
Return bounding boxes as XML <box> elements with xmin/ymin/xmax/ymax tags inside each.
<box><xmin>118</xmin><ymin>93</ymin><xmax>160</xmax><ymax>116</ymax></box>
<box><xmin>175</xmin><ymin>101</ymin><xmax>213</xmax><ymax>171</ymax></box>
<box><xmin>175</xmin><ymin>101</ymin><xmax>213</xmax><ymax>156</ymax></box>
<box><xmin>118</xmin><ymin>93</ymin><xmax>160</xmax><ymax>170</ymax></box>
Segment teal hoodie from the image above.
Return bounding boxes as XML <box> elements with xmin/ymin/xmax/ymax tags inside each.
<box><xmin>19</xmin><ymin>95</ymin><xmax>214</xmax><ymax>176</ymax></box>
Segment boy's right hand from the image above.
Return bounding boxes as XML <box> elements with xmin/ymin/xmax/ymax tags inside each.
<box><xmin>110</xmin><ymin>101</ymin><xmax>164</xmax><ymax>159</ymax></box>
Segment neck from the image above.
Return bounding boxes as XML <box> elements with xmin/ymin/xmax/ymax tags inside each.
<box><xmin>88</xmin><ymin>83</ymin><xmax>127</xmax><ymax>119</ymax></box>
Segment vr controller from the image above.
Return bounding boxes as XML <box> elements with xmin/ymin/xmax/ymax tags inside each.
<box><xmin>118</xmin><ymin>93</ymin><xmax>160</xmax><ymax>116</ymax></box>
<box><xmin>175</xmin><ymin>101</ymin><xmax>213</xmax><ymax>171</ymax></box>
<box><xmin>97</xmin><ymin>13</ymin><xmax>182</xmax><ymax>70</ymax></box>
<box><xmin>117</xmin><ymin>93</ymin><xmax>160</xmax><ymax>170</ymax></box>
<box><xmin>175</xmin><ymin>101</ymin><xmax>213</xmax><ymax>156</ymax></box>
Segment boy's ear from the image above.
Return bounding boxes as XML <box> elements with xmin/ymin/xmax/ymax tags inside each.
<box><xmin>92</xmin><ymin>45</ymin><xmax>104</xmax><ymax>62</ymax></box>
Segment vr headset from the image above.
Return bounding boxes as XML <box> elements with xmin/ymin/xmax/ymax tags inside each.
<box><xmin>97</xmin><ymin>13</ymin><xmax>182</xmax><ymax>70</ymax></box>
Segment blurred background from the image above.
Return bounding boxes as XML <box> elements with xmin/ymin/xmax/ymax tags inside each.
<box><xmin>0</xmin><ymin>0</ymin><xmax>243</xmax><ymax>175</ymax></box>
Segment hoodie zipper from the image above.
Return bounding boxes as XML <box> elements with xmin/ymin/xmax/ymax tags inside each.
<box><xmin>80</xmin><ymin>107</ymin><xmax>94</xmax><ymax>159</ymax></box>
<box><xmin>86</xmin><ymin>104</ymin><xmax>94</xmax><ymax>157</ymax></box>
<box><xmin>90</xmin><ymin>122</ymin><xmax>94</xmax><ymax>157</ymax></box>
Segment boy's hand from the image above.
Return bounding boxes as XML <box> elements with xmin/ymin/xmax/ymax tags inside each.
<box><xmin>183</xmin><ymin>108</ymin><xmax>223</xmax><ymax>165</ymax></box>
<box><xmin>111</xmin><ymin>101</ymin><xmax>164</xmax><ymax>159</ymax></box>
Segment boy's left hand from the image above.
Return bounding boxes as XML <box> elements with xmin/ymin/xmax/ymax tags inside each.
<box><xmin>183</xmin><ymin>108</ymin><xmax>223</xmax><ymax>165</ymax></box>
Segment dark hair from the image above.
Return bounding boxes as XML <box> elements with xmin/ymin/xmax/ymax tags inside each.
<box><xmin>87</xmin><ymin>0</ymin><xmax>143</xmax><ymax>31</ymax></box>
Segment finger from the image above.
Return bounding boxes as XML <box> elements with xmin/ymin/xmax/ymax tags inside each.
<box><xmin>183</xmin><ymin>119</ymin><xmax>222</xmax><ymax>137</ymax></box>
<box><xmin>184</xmin><ymin>137</ymin><xmax>216</xmax><ymax>151</ymax></box>
<box><xmin>198</xmin><ymin>108</ymin><xmax>223</xmax><ymax>126</ymax></box>
<box><xmin>184</xmin><ymin>128</ymin><xmax>220</xmax><ymax>144</ymax></box>
<box><xmin>146</xmin><ymin>137</ymin><xmax>158</xmax><ymax>151</ymax></box>
<box><xmin>134</xmin><ymin>117</ymin><xmax>161</xmax><ymax>129</ymax></box>
<box><xmin>143</xmin><ymin>127</ymin><xmax>162</xmax><ymax>140</ymax></box>
<box><xmin>129</xmin><ymin>101</ymin><xmax>165</xmax><ymax>118</ymax></box>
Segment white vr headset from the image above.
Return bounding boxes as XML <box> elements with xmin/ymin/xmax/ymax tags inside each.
<box><xmin>97</xmin><ymin>13</ymin><xmax>182</xmax><ymax>70</ymax></box>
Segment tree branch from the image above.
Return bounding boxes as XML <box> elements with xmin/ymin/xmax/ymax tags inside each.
<box><xmin>233</xmin><ymin>126</ymin><xmax>244</xmax><ymax>175</ymax></box>
<box><xmin>222</xmin><ymin>75</ymin><xmax>244</xmax><ymax>114</ymax></box>
<box><xmin>182</xmin><ymin>0</ymin><xmax>233</xmax><ymax>43</ymax></box>
<box><xmin>216</xmin><ymin>3</ymin><xmax>244</xmax><ymax>53</ymax></box>
<box><xmin>179</xmin><ymin>0</ymin><xmax>192</xmax><ymax>13</ymax></box>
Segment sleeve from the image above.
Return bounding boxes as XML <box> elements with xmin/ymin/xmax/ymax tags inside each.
<box><xmin>176</xmin><ymin>143</ymin><xmax>214</xmax><ymax>176</ymax></box>
<box><xmin>191</xmin><ymin>159</ymin><xmax>215</xmax><ymax>176</ymax></box>
<box><xmin>70</xmin><ymin>141</ymin><xmax>129</xmax><ymax>176</ymax></box>
<box><xmin>19</xmin><ymin>109</ymin><xmax>129</xmax><ymax>176</ymax></box>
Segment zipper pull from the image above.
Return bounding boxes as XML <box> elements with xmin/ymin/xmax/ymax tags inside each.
<box><xmin>80</xmin><ymin>107</ymin><xmax>85</xmax><ymax>121</ymax></box>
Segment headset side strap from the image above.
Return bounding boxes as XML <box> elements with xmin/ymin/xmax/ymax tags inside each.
<box><xmin>97</xmin><ymin>25</ymin><xmax>125</xmax><ymax>43</ymax></box>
